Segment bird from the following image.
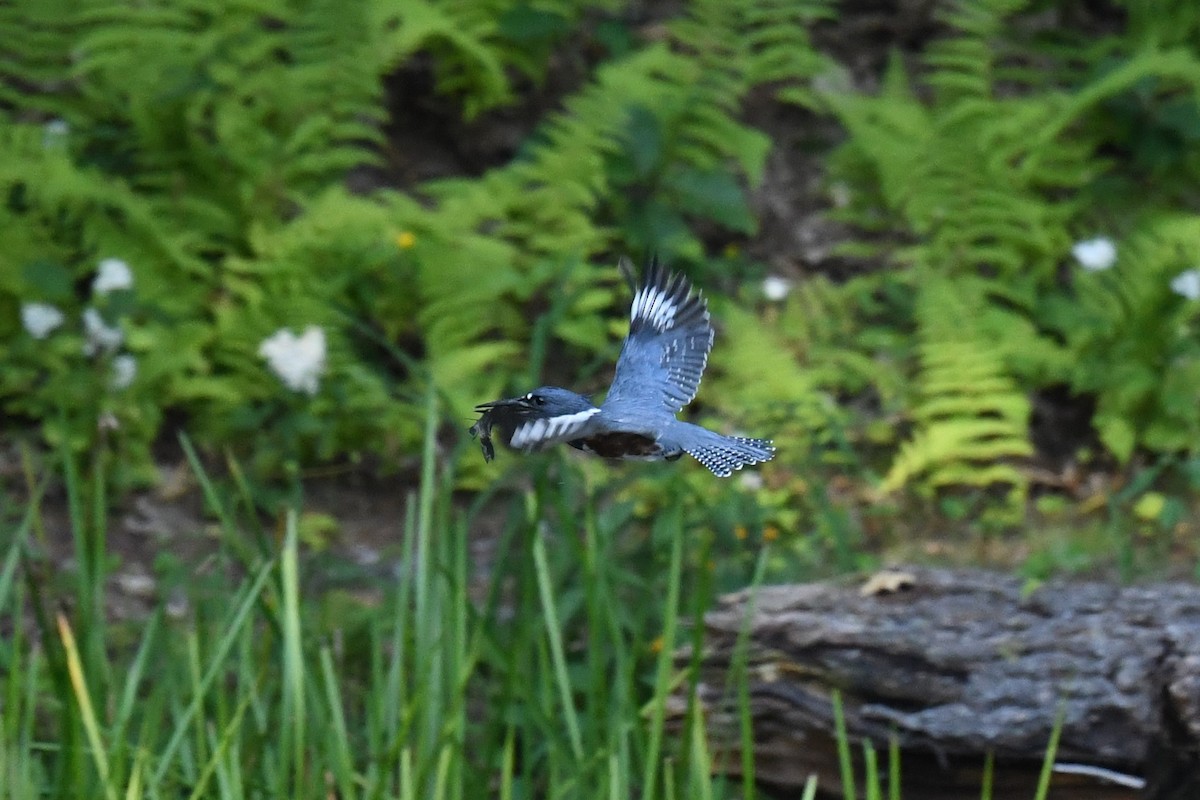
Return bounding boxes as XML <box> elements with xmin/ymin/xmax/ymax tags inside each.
<box><xmin>468</xmin><ymin>256</ymin><xmax>775</xmax><ymax>477</ymax></box>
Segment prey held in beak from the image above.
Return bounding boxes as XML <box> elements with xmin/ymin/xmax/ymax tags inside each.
<box><xmin>468</xmin><ymin>396</ymin><xmax>526</xmax><ymax>463</ymax></box>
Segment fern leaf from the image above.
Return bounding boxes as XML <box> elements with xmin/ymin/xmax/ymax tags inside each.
<box><xmin>881</xmin><ymin>279</ymin><xmax>1032</xmax><ymax>498</ymax></box>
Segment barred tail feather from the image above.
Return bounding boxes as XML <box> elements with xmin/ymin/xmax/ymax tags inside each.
<box><xmin>676</xmin><ymin>424</ymin><xmax>775</xmax><ymax>477</ymax></box>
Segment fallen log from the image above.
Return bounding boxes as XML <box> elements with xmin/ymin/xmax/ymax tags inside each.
<box><xmin>668</xmin><ymin>567</ymin><xmax>1200</xmax><ymax>799</ymax></box>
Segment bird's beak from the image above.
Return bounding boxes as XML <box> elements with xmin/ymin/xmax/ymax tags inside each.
<box><xmin>473</xmin><ymin>397</ymin><xmax>525</xmax><ymax>413</ymax></box>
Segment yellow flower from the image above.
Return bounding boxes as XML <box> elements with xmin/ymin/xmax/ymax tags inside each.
<box><xmin>763</xmin><ymin>525</ymin><xmax>780</xmax><ymax>543</ymax></box>
<box><xmin>394</xmin><ymin>231</ymin><xmax>416</xmax><ymax>249</ymax></box>
<box><xmin>733</xmin><ymin>525</ymin><xmax>748</xmax><ymax>541</ymax></box>
<box><xmin>649</xmin><ymin>636</ymin><xmax>664</xmax><ymax>654</ymax></box>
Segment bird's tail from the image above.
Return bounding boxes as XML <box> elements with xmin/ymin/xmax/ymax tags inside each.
<box><xmin>670</xmin><ymin>422</ymin><xmax>775</xmax><ymax>477</ymax></box>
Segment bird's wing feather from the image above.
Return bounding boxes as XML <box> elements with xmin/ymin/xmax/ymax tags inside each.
<box><xmin>508</xmin><ymin>406</ymin><xmax>604</xmax><ymax>451</ymax></box>
<box><xmin>603</xmin><ymin>258</ymin><xmax>715</xmax><ymax>415</ymax></box>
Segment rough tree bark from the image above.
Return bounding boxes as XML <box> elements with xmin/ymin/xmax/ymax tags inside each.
<box><xmin>668</xmin><ymin>567</ymin><xmax>1200</xmax><ymax>800</ymax></box>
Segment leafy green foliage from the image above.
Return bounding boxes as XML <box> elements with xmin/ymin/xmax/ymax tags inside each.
<box><xmin>602</xmin><ymin>0</ymin><xmax>833</xmax><ymax>255</ymax></box>
<box><xmin>880</xmin><ymin>277</ymin><xmax>1032</xmax><ymax>507</ymax></box>
<box><xmin>2</xmin><ymin>411</ymin><xmax>762</xmax><ymax>798</ymax></box>
<box><xmin>5</xmin><ymin>0</ymin><xmax>1200</xmax><ymax>533</ymax></box>
<box><xmin>820</xmin><ymin>0</ymin><xmax>1200</xmax><ymax>502</ymax></box>
<box><xmin>0</xmin><ymin>0</ymin><xmax>833</xmax><ymax>488</ymax></box>
<box><xmin>1051</xmin><ymin>217</ymin><xmax>1200</xmax><ymax>461</ymax></box>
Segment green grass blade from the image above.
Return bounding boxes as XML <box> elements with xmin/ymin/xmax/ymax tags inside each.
<box><xmin>687</xmin><ymin>702</ymin><xmax>714</xmax><ymax>800</ymax></box>
<box><xmin>0</xmin><ymin>486</ymin><xmax>36</xmax><ymax>611</ymax></box>
<box><xmin>320</xmin><ymin>646</ymin><xmax>358</xmax><ymax>800</ymax></box>
<box><xmin>177</xmin><ymin>433</ymin><xmax>239</xmax><ymax>541</ymax></box>
<box><xmin>732</xmin><ymin>545</ymin><xmax>771</xmax><ymax>800</ymax></box>
<box><xmin>1032</xmin><ymin>705</ymin><xmax>1065</xmax><ymax>800</ymax></box>
<box><xmin>980</xmin><ymin>750</ymin><xmax>993</xmax><ymax>800</ymax></box>
<box><xmin>60</xmin><ymin>430</ymin><xmax>88</xmax><ymax>620</ymax></box>
<box><xmin>432</xmin><ymin>744</ymin><xmax>452</xmax><ymax>800</ymax></box>
<box><xmin>639</xmin><ymin>503</ymin><xmax>685</xmax><ymax>800</ymax></box>
<box><xmin>400</xmin><ymin>748</ymin><xmax>414</xmax><ymax>800</ymax></box>
<box><xmin>863</xmin><ymin>739</ymin><xmax>880</xmax><ymax>800</ymax></box>
<box><xmin>532</xmin><ymin>532</ymin><xmax>585</xmax><ymax>763</ymax></box>
<box><xmin>122</xmin><ymin>747</ymin><xmax>146</xmax><ymax>800</ymax></box>
<box><xmin>56</xmin><ymin>612</ymin><xmax>117</xmax><ymax>800</ymax></box>
<box><xmin>499</xmin><ymin>729</ymin><xmax>515</xmax><ymax>800</ymax></box>
<box><xmin>832</xmin><ymin>690</ymin><xmax>855</xmax><ymax>800</ymax></box>
<box><xmin>280</xmin><ymin>511</ymin><xmax>305</xmax><ymax>793</ymax></box>
<box><xmin>888</xmin><ymin>734</ymin><xmax>900</xmax><ymax>800</ymax></box>
<box><xmin>110</xmin><ymin>612</ymin><xmax>161</xmax><ymax>778</ymax></box>
<box><xmin>184</xmin><ymin>694</ymin><xmax>253</xmax><ymax>800</ymax></box>
<box><xmin>149</xmin><ymin>558</ymin><xmax>276</xmax><ymax>787</ymax></box>
<box><xmin>413</xmin><ymin>384</ymin><xmax>441</xmax><ymax>782</ymax></box>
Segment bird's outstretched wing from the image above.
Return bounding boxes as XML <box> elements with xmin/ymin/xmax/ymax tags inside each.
<box><xmin>603</xmin><ymin>257</ymin><xmax>715</xmax><ymax>415</ymax></box>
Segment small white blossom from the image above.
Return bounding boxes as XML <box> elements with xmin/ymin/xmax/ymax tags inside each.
<box><xmin>762</xmin><ymin>275</ymin><xmax>793</xmax><ymax>302</ymax></box>
<box><xmin>1071</xmin><ymin>237</ymin><xmax>1116</xmax><ymax>272</ymax></box>
<box><xmin>21</xmin><ymin>302</ymin><xmax>65</xmax><ymax>339</ymax></box>
<box><xmin>115</xmin><ymin>570</ymin><xmax>155</xmax><ymax>597</ymax></box>
<box><xmin>829</xmin><ymin>182</ymin><xmax>852</xmax><ymax>209</ymax></box>
<box><xmin>82</xmin><ymin>308</ymin><xmax>124</xmax><ymax>355</ymax></box>
<box><xmin>739</xmin><ymin>471</ymin><xmax>764</xmax><ymax>491</ymax></box>
<box><xmin>43</xmin><ymin>119</ymin><xmax>69</xmax><ymax>149</ymax></box>
<box><xmin>110</xmin><ymin>354</ymin><xmax>137</xmax><ymax>390</ymax></box>
<box><xmin>259</xmin><ymin>325</ymin><xmax>327</xmax><ymax>396</ymax></box>
<box><xmin>1170</xmin><ymin>269</ymin><xmax>1200</xmax><ymax>300</ymax></box>
<box><xmin>166</xmin><ymin>589</ymin><xmax>189</xmax><ymax>619</ymax></box>
<box><xmin>92</xmin><ymin>258</ymin><xmax>133</xmax><ymax>294</ymax></box>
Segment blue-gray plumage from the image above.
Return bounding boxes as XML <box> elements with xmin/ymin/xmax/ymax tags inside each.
<box><xmin>469</xmin><ymin>257</ymin><xmax>775</xmax><ymax>477</ymax></box>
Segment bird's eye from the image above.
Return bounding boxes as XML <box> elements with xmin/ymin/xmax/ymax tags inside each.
<box><xmin>531</xmin><ymin>394</ymin><xmax>545</xmax><ymax>405</ymax></box>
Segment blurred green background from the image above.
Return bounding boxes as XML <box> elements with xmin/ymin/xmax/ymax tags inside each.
<box><xmin>2</xmin><ymin>0</ymin><xmax>1200</xmax><ymax>796</ymax></box>
<box><xmin>5</xmin><ymin>0</ymin><xmax>1200</xmax><ymax>577</ymax></box>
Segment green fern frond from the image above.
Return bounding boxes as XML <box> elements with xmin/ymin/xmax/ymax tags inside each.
<box><xmin>0</xmin><ymin>121</ymin><xmax>202</xmax><ymax>295</ymax></box>
<box><xmin>881</xmin><ymin>278</ymin><xmax>1032</xmax><ymax>498</ymax></box>
<box><xmin>711</xmin><ymin>304</ymin><xmax>819</xmax><ymax>410</ymax></box>
<box><xmin>1119</xmin><ymin>0</ymin><xmax>1200</xmax><ymax>51</ymax></box>
<box><xmin>707</xmin><ymin>303</ymin><xmax>840</xmax><ymax>447</ymax></box>
<box><xmin>705</xmin><ymin>274</ymin><xmax>909</xmax><ymax>452</ymax></box>
<box><xmin>75</xmin><ymin>0</ymin><xmax>388</xmax><ymax>224</ymax></box>
<box><xmin>374</xmin><ymin>0</ymin><xmax>512</xmax><ymax>117</ymax></box>
<box><xmin>1062</xmin><ymin>215</ymin><xmax>1200</xmax><ymax>460</ymax></box>
<box><xmin>666</xmin><ymin>0</ymin><xmax>833</xmax><ymax>179</ymax></box>
<box><xmin>414</xmin><ymin>0</ymin><xmax>834</xmax><ymax>310</ymax></box>
<box><xmin>0</xmin><ymin>0</ymin><xmax>88</xmax><ymax>115</ymax></box>
<box><xmin>924</xmin><ymin>0</ymin><xmax>1029</xmax><ymax>101</ymax></box>
<box><xmin>822</xmin><ymin>1</ymin><xmax>1102</xmax><ymax>279</ymax></box>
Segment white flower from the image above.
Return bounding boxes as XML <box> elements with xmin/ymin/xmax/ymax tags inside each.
<box><xmin>110</xmin><ymin>354</ymin><xmax>137</xmax><ymax>390</ymax></box>
<box><xmin>92</xmin><ymin>258</ymin><xmax>133</xmax><ymax>294</ymax></box>
<box><xmin>82</xmin><ymin>308</ymin><xmax>124</xmax><ymax>355</ymax></box>
<box><xmin>739</xmin><ymin>471</ymin><xmax>764</xmax><ymax>491</ymax></box>
<box><xmin>259</xmin><ymin>325</ymin><xmax>327</xmax><ymax>396</ymax></box>
<box><xmin>1170</xmin><ymin>269</ymin><xmax>1200</xmax><ymax>300</ymax></box>
<box><xmin>828</xmin><ymin>182</ymin><xmax>852</xmax><ymax>209</ymax></box>
<box><xmin>1071</xmin><ymin>238</ymin><xmax>1116</xmax><ymax>272</ymax></box>
<box><xmin>21</xmin><ymin>302</ymin><xmax>65</xmax><ymax>339</ymax></box>
<box><xmin>762</xmin><ymin>275</ymin><xmax>793</xmax><ymax>302</ymax></box>
<box><xmin>43</xmin><ymin>119</ymin><xmax>69</xmax><ymax>149</ymax></box>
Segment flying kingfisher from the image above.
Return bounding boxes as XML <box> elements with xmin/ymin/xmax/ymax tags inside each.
<box><xmin>469</xmin><ymin>257</ymin><xmax>775</xmax><ymax>477</ymax></box>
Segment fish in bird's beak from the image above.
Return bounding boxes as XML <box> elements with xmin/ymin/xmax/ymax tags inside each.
<box><xmin>468</xmin><ymin>396</ymin><xmax>530</xmax><ymax>462</ymax></box>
